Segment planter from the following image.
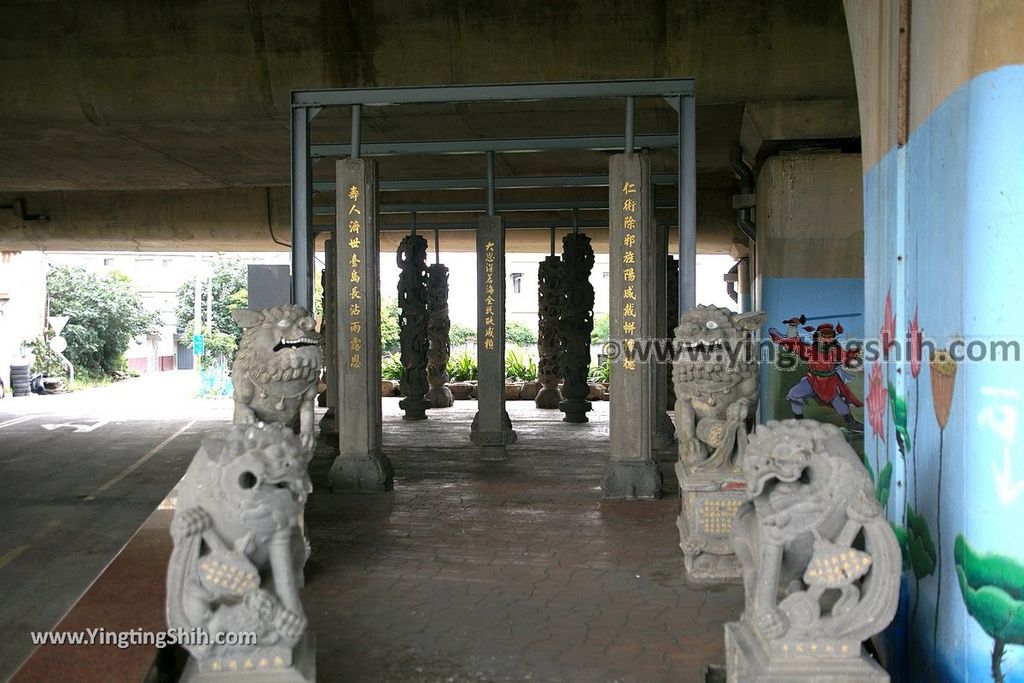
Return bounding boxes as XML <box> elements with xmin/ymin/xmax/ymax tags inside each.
<box><xmin>586</xmin><ymin>383</ymin><xmax>604</xmax><ymax>401</ymax></box>
<box><xmin>380</xmin><ymin>380</ymin><xmax>400</xmax><ymax>397</ymax></box>
<box><xmin>519</xmin><ymin>381</ymin><xmax>540</xmax><ymax>401</ymax></box>
<box><xmin>448</xmin><ymin>382</ymin><xmax>472</xmax><ymax>401</ymax></box>
<box><xmin>505</xmin><ymin>383</ymin><xmax>522</xmax><ymax>401</ymax></box>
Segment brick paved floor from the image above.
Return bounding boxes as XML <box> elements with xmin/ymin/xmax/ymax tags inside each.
<box><xmin>303</xmin><ymin>400</ymin><xmax>743</xmax><ymax>682</ymax></box>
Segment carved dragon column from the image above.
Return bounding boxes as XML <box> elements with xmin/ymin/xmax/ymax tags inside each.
<box><xmin>426</xmin><ymin>262</ymin><xmax>454</xmax><ymax>408</ymax></box>
<box><xmin>396</xmin><ymin>234</ymin><xmax>431</xmax><ymax>420</ymax></box>
<box><xmin>535</xmin><ymin>255</ymin><xmax>563</xmax><ymax>409</ymax></box>
<box><xmin>557</xmin><ymin>233</ymin><xmax>595</xmax><ymax>423</ymax></box>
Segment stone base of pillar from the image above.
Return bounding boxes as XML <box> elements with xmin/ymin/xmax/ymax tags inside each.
<box><xmin>676</xmin><ymin>459</ymin><xmax>745</xmax><ymax>582</ymax></box>
<box><xmin>535</xmin><ymin>382</ymin><xmax>562</xmax><ymax>409</ymax></box>
<box><xmin>318</xmin><ymin>408</ymin><xmax>337</xmax><ymax>437</ymax></box>
<box><xmin>560</xmin><ymin>398</ymin><xmax>592</xmax><ymax>423</ymax></box>
<box><xmin>328</xmin><ymin>454</ymin><xmax>394</xmax><ymax>493</ymax></box>
<box><xmin>180</xmin><ymin>632</ymin><xmax>316</xmax><ymax>682</ymax></box>
<box><xmin>724</xmin><ymin>621</ymin><xmax>889</xmax><ymax>682</ymax></box>
<box><xmin>399</xmin><ymin>396</ymin><xmax>431</xmax><ymax>420</ymax></box>
<box><xmin>470</xmin><ymin>410</ymin><xmax>517</xmax><ymax>460</ymax></box>
<box><xmin>600</xmin><ymin>460</ymin><xmax>662</xmax><ymax>499</ymax></box>
<box><xmin>427</xmin><ymin>385</ymin><xmax>454</xmax><ymax>408</ymax></box>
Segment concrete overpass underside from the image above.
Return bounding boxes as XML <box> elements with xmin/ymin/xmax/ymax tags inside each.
<box><xmin>0</xmin><ymin>0</ymin><xmax>860</xmax><ymax>254</ymax></box>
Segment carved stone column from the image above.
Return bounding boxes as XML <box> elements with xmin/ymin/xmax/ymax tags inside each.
<box><xmin>535</xmin><ymin>255</ymin><xmax>563</xmax><ymax>409</ymax></box>
<box><xmin>397</xmin><ymin>234</ymin><xmax>431</xmax><ymax>420</ymax></box>
<box><xmin>558</xmin><ymin>233</ymin><xmax>594</xmax><ymax>423</ymax></box>
<box><xmin>426</xmin><ymin>262</ymin><xmax>454</xmax><ymax>408</ymax></box>
<box><xmin>666</xmin><ymin>255</ymin><xmax>679</xmax><ymax>411</ymax></box>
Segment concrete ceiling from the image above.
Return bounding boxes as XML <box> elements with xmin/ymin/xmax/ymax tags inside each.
<box><xmin>0</xmin><ymin>0</ymin><xmax>860</xmax><ymax>253</ymax></box>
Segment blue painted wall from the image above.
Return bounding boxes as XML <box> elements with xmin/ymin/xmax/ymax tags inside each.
<box><xmin>866</xmin><ymin>64</ymin><xmax>1024</xmax><ymax>682</ymax></box>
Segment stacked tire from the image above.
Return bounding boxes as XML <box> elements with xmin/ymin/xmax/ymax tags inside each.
<box><xmin>9</xmin><ymin>364</ymin><xmax>31</xmax><ymax>397</ymax></box>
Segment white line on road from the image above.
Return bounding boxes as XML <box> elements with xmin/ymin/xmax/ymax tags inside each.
<box><xmin>0</xmin><ymin>545</ymin><xmax>28</xmax><ymax>570</ymax></box>
<box><xmin>89</xmin><ymin>419</ymin><xmax>198</xmax><ymax>497</ymax></box>
<box><xmin>0</xmin><ymin>415</ymin><xmax>38</xmax><ymax>430</ymax></box>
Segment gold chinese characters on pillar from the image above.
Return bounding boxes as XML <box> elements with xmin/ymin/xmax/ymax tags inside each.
<box><xmin>621</xmin><ymin>181</ymin><xmax>639</xmax><ymax>371</ymax></box>
<box><xmin>345</xmin><ymin>184</ymin><xmax>364</xmax><ymax>369</ymax></box>
<box><xmin>483</xmin><ymin>241</ymin><xmax>497</xmax><ymax>351</ymax></box>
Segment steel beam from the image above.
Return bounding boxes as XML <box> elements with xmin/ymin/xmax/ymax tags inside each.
<box><xmin>290</xmin><ymin>106</ymin><xmax>313</xmax><ymax>309</ymax></box>
<box><xmin>310</xmin><ymin>134</ymin><xmax>677</xmax><ymax>159</ymax></box>
<box><xmin>678</xmin><ymin>94</ymin><xmax>697</xmax><ymax>311</ymax></box>
<box><xmin>314</xmin><ymin>219</ymin><xmax>610</xmax><ymax>234</ymax></box>
<box><xmin>292</xmin><ymin>78</ymin><xmax>694</xmax><ymax>108</ymax></box>
<box><xmin>312</xmin><ymin>174</ymin><xmax>677</xmax><ymax>193</ymax></box>
<box><xmin>312</xmin><ymin>198</ymin><xmax>679</xmax><ymax>216</ymax></box>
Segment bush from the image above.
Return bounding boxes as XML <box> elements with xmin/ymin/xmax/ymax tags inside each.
<box><xmin>505</xmin><ymin>348</ymin><xmax>538</xmax><ymax>382</ymax></box>
<box><xmin>591</xmin><ymin>314</ymin><xmax>610</xmax><ymax>344</ymax></box>
<box><xmin>588</xmin><ymin>358</ymin><xmax>610</xmax><ymax>384</ymax></box>
<box><xmin>48</xmin><ymin>266</ymin><xmax>157</xmax><ymax>377</ymax></box>
<box><xmin>381</xmin><ymin>352</ymin><xmax>404</xmax><ymax>380</ymax></box>
<box><xmin>447</xmin><ymin>350</ymin><xmax>478</xmax><ymax>381</ymax></box>
<box><xmin>449</xmin><ymin>322</ymin><xmax>475</xmax><ymax>346</ymax></box>
<box><xmin>381</xmin><ymin>298</ymin><xmax>401</xmax><ymax>354</ymax></box>
<box><xmin>505</xmin><ymin>320</ymin><xmax>537</xmax><ymax>346</ymax></box>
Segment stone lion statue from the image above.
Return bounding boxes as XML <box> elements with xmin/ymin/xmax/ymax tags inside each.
<box><xmin>231</xmin><ymin>305</ymin><xmax>322</xmax><ymax>451</ymax></box>
<box><xmin>167</xmin><ymin>422</ymin><xmax>312</xmax><ymax>675</ymax></box>
<box><xmin>673</xmin><ymin>305</ymin><xmax>766</xmax><ymax>471</ymax></box>
<box><xmin>730</xmin><ymin>420</ymin><xmax>900</xmax><ymax>649</ymax></box>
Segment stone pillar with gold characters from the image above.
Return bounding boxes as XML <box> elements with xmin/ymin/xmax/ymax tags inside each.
<box><xmin>601</xmin><ymin>151</ymin><xmax>662</xmax><ymax>499</ymax></box>
<box><xmin>328</xmin><ymin>158</ymin><xmax>393</xmax><ymax>492</ymax></box>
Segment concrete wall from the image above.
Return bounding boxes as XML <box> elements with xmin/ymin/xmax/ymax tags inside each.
<box><xmin>845</xmin><ymin>1</ymin><xmax>1024</xmax><ymax>680</ymax></box>
<box><xmin>0</xmin><ymin>252</ymin><xmax>47</xmax><ymax>375</ymax></box>
<box><xmin>753</xmin><ymin>153</ymin><xmax>864</xmax><ymax>424</ymax></box>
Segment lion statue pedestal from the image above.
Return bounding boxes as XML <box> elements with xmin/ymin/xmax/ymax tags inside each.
<box><xmin>725</xmin><ymin>420</ymin><xmax>899</xmax><ymax>682</ymax></box>
<box><xmin>167</xmin><ymin>423</ymin><xmax>315</xmax><ymax>682</ymax></box>
<box><xmin>673</xmin><ymin>305</ymin><xmax>765</xmax><ymax>582</ymax></box>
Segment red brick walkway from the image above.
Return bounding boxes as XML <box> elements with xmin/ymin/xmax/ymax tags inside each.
<box><xmin>303</xmin><ymin>401</ymin><xmax>743</xmax><ymax>682</ymax></box>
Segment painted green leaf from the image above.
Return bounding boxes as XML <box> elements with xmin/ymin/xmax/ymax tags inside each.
<box><xmin>876</xmin><ymin>461</ymin><xmax>893</xmax><ymax>507</ymax></box>
<box><xmin>906</xmin><ymin>505</ymin><xmax>936</xmax><ymax>580</ymax></box>
<box><xmin>861</xmin><ymin>452</ymin><xmax>876</xmax><ymax>485</ymax></box>
<box><xmin>955</xmin><ymin>534</ymin><xmax>1024</xmax><ymax>645</ymax></box>
<box><xmin>888</xmin><ymin>382</ymin><xmax>912</xmax><ymax>457</ymax></box>
<box><xmin>891</xmin><ymin>522</ymin><xmax>910</xmax><ymax>571</ymax></box>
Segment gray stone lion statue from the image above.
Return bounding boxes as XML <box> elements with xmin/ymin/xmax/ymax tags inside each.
<box><xmin>726</xmin><ymin>420</ymin><xmax>900</xmax><ymax>681</ymax></box>
<box><xmin>231</xmin><ymin>305</ymin><xmax>322</xmax><ymax>451</ymax></box>
<box><xmin>167</xmin><ymin>422</ymin><xmax>314</xmax><ymax>679</ymax></box>
<box><xmin>673</xmin><ymin>304</ymin><xmax>766</xmax><ymax>471</ymax></box>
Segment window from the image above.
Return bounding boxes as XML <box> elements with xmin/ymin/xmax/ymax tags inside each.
<box><xmin>103</xmin><ymin>258</ymin><xmax>114</xmax><ymax>266</ymax></box>
<box><xmin>510</xmin><ymin>272</ymin><xmax>523</xmax><ymax>294</ymax></box>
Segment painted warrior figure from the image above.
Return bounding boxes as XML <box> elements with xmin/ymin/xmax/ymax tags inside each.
<box><xmin>768</xmin><ymin>317</ymin><xmax>864</xmax><ymax>432</ymax></box>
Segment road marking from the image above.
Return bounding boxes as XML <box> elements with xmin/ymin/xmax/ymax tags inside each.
<box><xmin>0</xmin><ymin>545</ymin><xmax>28</xmax><ymax>570</ymax></box>
<box><xmin>0</xmin><ymin>415</ymin><xmax>37</xmax><ymax>430</ymax></box>
<box><xmin>90</xmin><ymin>419</ymin><xmax>197</xmax><ymax>496</ymax></box>
<box><xmin>32</xmin><ymin>519</ymin><xmax>62</xmax><ymax>542</ymax></box>
<box><xmin>41</xmin><ymin>420</ymin><xmax>109</xmax><ymax>433</ymax></box>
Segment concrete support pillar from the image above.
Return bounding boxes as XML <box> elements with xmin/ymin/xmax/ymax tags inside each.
<box><xmin>558</xmin><ymin>234</ymin><xmax>595</xmax><ymax>422</ymax></box>
<box><xmin>318</xmin><ymin>237</ymin><xmax>338</xmax><ymax>441</ymax></box>
<box><xmin>602</xmin><ymin>151</ymin><xmax>662</xmax><ymax>498</ymax></box>
<box><xmin>396</xmin><ymin>235</ymin><xmax>431</xmax><ymax>420</ymax></box>
<box><xmin>426</xmin><ymin>263</ymin><xmax>454</xmax><ymax>408</ymax></box>
<box><xmin>535</xmin><ymin>255</ymin><xmax>563</xmax><ymax>409</ymax></box>
<box><xmin>328</xmin><ymin>158</ymin><xmax>393</xmax><ymax>492</ymax></box>
<box><xmin>470</xmin><ymin>215</ymin><xmax>517</xmax><ymax>459</ymax></box>
<box><xmin>652</xmin><ymin>223</ymin><xmax>676</xmax><ymax>449</ymax></box>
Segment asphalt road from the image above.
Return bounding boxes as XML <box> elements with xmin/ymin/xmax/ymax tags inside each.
<box><xmin>0</xmin><ymin>372</ymin><xmax>233</xmax><ymax>681</ymax></box>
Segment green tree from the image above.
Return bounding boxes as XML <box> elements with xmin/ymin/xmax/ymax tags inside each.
<box><xmin>175</xmin><ymin>257</ymin><xmax>248</xmax><ymax>345</ymax></box>
<box><xmin>450</xmin><ymin>322</ymin><xmax>475</xmax><ymax>346</ymax></box>
<box><xmin>47</xmin><ymin>266</ymin><xmax>157</xmax><ymax>377</ymax></box>
<box><xmin>381</xmin><ymin>297</ymin><xmax>400</xmax><ymax>354</ymax></box>
<box><xmin>591</xmin><ymin>313</ymin><xmax>610</xmax><ymax>344</ymax></box>
<box><xmin>505</xmin><ymin>319</ymin><xmax>537</xmax><ymax>346</ymax></box>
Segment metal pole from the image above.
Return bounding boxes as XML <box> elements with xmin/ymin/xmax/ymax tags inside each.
<box><xmin>351</xmin><ymin>104</ymin><xmax>362</xmax><ymax>159</ymax></box>
<box><xmin>485</xmin><ymin>151</ymin><xmax>496</xmax><ymax>216</ymax></box>
<box><xmin>572</xmin><ymin>208</ymin><xmax>580</xmax><ymax>236</ymax></box>
<box><xmin>434</xmin><ymin>228</ymin><xmax>440</xmax><ymax>263</ymax></box>
<box><xmin>411</xmin><ymin>211</ymin><xmax>417</xmax><ymax>236</ymax></box>
<box><xmin>290</xmin><ymin>106</ymin><xmax>313</xmax><ymax>309</ymax></box>
<box><xmin>549</xmin><ymin>227</ymin><xmax>556</xmax><ymax>256</ymax></box>
<box><xmin>625</xmin><ymin>96</ymin><xmax>635</xmax><ymax>155</ymax></box>
<box><xmin>678</xmin><ymin>94</ymin><xmax>696</xmax><ymax>311</ymax></box>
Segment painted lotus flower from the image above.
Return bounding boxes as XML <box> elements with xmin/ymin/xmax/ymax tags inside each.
<box><xmin>881</xmin><ymin>289</ymin><xmax>896</xmax><ymax>359</ymax></box>
<box><xmin>866</xmin><ymin>362</ymin><xmax>888</xmax><ymax>442</ymax></box>
<box><xmin>930</xmin><ymin>348</ymin><xmax>957</xmax><ymax>430</ymax></box>
<box><xmin>955</xmin><ymin>534</ymin><xmax>1024</xmax><ymax>682</ymax></box>
<box><xmin>909</xmin><ymin>309</ymin><xmax>922</xmax><ymax>378</ymax></box>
